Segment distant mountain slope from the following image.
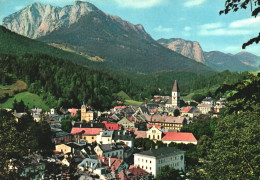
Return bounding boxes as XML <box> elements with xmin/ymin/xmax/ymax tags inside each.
<box><xmin>2</xmin><ymin>1</ymin><xmax>214</xmax><ymax>75</ymax></box>
<box><xmin>204</xmin><ymin>51</ymin><xmax>260</xmax><ymax>72</ymax></box>
<box><xmin>157</xmin><ymin>38</ymin><xmax>205</xmax><ymax>64</ymax></box>
<box><xmin>0</xmin><ymin>25</ymin><xmax>99</xmax><ymax>67</ymax></box>
<box><xmin>233</xmin><ymin>51</ymin><xmax>260</xmax><ymax>66</ymax></box>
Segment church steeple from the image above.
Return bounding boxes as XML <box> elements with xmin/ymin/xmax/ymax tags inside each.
<box><xmin>172</xmin><ymin>80</ymin><xmax>180</xmax><ymax>107</ymax></box>
<box><xmin>172</xmin><ymin>80</ymin><xmax>180</xmax><ymax>92</ymax></box>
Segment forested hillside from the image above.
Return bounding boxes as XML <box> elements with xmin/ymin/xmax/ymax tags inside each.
<box><xmin>0</xmin><ymin>53</ymin><xmax>150</xmax><ymax>110</ymax></box>
<box><xmin>181</xmin><ymin>74</ymin><xmax>260</xmax><ymax>179</ymax></box>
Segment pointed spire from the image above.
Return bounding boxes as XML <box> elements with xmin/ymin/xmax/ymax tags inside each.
<box><xmin>172</xmin><ymin>80</ymin><xmax>180</xmax><ymax>92</ymax></box>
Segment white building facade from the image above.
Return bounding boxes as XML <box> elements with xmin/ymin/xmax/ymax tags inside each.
<box><xmin>134</xmin><ymin>147</ymin><xmax>185</xmax><ymax>177</ymax></box>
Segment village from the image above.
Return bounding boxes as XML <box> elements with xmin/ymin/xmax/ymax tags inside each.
<box><xmin>11</xmin><ymin>80</ymin><xmax>226</xmax><ymax>179</ymax></box>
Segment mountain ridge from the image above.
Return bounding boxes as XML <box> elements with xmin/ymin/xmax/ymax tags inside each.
<box><xmin>2</xmin><ymin>1</ymin><xmax>214</xmax><ymax>75</ymax></box>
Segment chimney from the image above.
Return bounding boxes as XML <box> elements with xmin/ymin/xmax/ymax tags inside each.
<box><xmin>109</xmin><ymin>157</ymin><xmax>111</xmax><ymax>167</ymax></box>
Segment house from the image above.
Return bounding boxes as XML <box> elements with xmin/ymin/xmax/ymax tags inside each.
<box><xmin>118</xmin><ymin>166</ymin><xmax>151</xmax><ymax>180</ymax></box>
<box><xmin>146</xmin><ymin>126</ymin><xmax>197</xmax><ymax>144</ymax></box>
<box><xmin>102</xmin><ymin>121</ymin><xmax>121</xmax><ymax>130</ymax></box>
<box><xmin>68</xmin><ymin>109</ymin><xmax>80</xmax><ymax>116</ymax></box>
<box><xmin>197</xmin><ymin>104</ymin><xmax>214</xmax><ymax>114</ymax></box>
<box><xmin>201</xmin><ymin>97</ymin><xmax>214</xmax><ymax>105</ymax></box>
<box><xmin>97</xmin><ymin>130</ymin><xmax>114</xmax><ymax>144</ymax></box>
<box><xmin>94</xmin><ymin>144</ymin><xmax>124</xmax><ymax>159</ymax></box>
<box><xmin>112</xmin><ymin>130</ymin><xmax>134</xmax><ymax>148</ymax></box>
<box><xmin>55</xmin><ymin>142</ymin><xmax>85</xmax><ymax>154</ymax></box>
<box><xmin>180</xmin><ymin>106</ymin><xmax>201</xmax><ymax>118</ymax></box>
<box><xmin>117</xmin><ymin>117</ymin><xmax>135</xmax><ymax>129</ymax></box>
<box><xmin>78</xmin><ymin>158</ymin><xmax>101</xmax><ymax>172</ymax></box>
<box><xmin>71</xmin><ymin>127</ymin><xmax>103</xmax><ymax>144</ymax></box>
<box><xmin>161</xmin><ymin>132</ymin><xmax>197</xmax><ymax>144</ymax></box>
<box><xmin>98</xmin><ymin>156</ymin><xmax>129</xmax><ymax>174</ymax></box>
<box><xmin>52</xmin><ymin>131</ymin><xmax>73</xmax><ymax>145</ymax></box>
<box><xmin>134</xmin><ymin>147</ymin><xmax>185</xmax><ymax>177</ymax></box>
<box><xmin>145</xmin><ymin>115</ymin><xmax>186</xmax><ymax>131</ymax></box>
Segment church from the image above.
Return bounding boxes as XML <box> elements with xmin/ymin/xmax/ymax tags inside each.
<box><xmin>165</xmin><ymin>80</ymin><xmax>180</xmax><ymax>108</ymax></box>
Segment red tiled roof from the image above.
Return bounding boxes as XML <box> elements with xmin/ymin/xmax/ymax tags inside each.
<box><xmin>147</xmin><ymin>124</ymin><xmax>161</xmax><ymax>129</ymax></box>
<box><xmin>68</xmin><ymin>109</ymin><xmax>80</xmax><ymax>116</ymax></box>
<box><xmin>118</xmin><ymin>167</ymin><xmax>149</xmax><ymax>180</ymax></box>
<box><xmin>180</xmin><ymin>107</ymin><xmax>193</xmax><ymax>113</ymax></box>
<box><xmin>134</xmin><ymin>131</ymin><xmax>147</xmax><ymax>138</ymax></box>
<box><xmin>102</xmin><ymin>121</ymin><xmax>121</xmax><ymax>130</ymax></box>
<box><xmin>114</xmin><ymin>106</ymin><xmax>127</xmax><ymax>109</ymax></box>
<box><xmin>162</xmin><ymin>132</ymin><xmax>197</xmax><ymax>142</ymax></box>
<box><xmin>70</xmin><ymin>128</ymin><xmax>102</xmax><ymax>135</ymax></box>
<box><xmin>97</xmin><ymin>157</ymin><xmax>123</xmax><ymax>172</ymax></box>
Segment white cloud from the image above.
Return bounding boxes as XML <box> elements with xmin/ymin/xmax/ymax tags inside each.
<box><xmin>184</xmin><ymin>26</ymin><xmax>191</xmax><ymax>31</ymax></box>
<box><xmin>154</xmin><ymin>25</ymin><xmax>173</xmax><ymax>32</ymax></box>
<box><xmin>113</xmin><ymin>0</ymin><xmax>165</xmax><ymax>8</ymax></box>
<box><xmin>229</xmin><ymin>17</ymin><xmax>260</xmax><ymax>28</ymax></box>
<box><xmin>199</xmin><ymin>28</ymin><xmax>252</xmax><ymax>36</ymax></box>
<box><xmin>184</xmin><ymin>0</ymin><xmax>206</xmax><ymax>7</ymax></box>
<box><xmin>199</xmin><ymin>22</ymin><xmax>223</xmax><ymax>29</ymax></box>
<box><xmin>225</xmin><ymin>46</ymin><xmax>241</xmax><ymax>52</ymax></box>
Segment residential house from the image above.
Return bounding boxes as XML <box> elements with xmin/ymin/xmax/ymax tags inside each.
<box><xmin>118</xmin><ymin>166</ymin><xmax>151</xmax><ymax>180</ymax></box>
<box><xmin>201</xmin><ymin>97</ymin><xmax>214</xmax><ymax>105</ymax></box>
<box><xmin>112</xmin><ymin>130</ymin><xmax>134</xmax><ymax>148</ymax></box>
<box><xmin>98</xmin><ymin>156</ymin><xmax>129</xmax><ymax>174</ymax></box>
<box><xmin>145</xmin><ymin>115</ymin><xmax>186</xmax><ymax>131</ymax></box>
<box><xmin>52</xmin><ymin>131</ymin><xmax>73</xmax><ymax>145</ymax></box>
<box><xmin>97</xmin><ymin>130</ymin><xmax>114</xmax><ymax>144</ymax></box>
<box><xmin>68</xmin><ymin>109</ymin><xmax>80</xmax><ymax>116</ymax></box>
<box><xmin>71</xmin><ymin>127</ymin><xmax>103</xmax><ymax>144</ymax></box>
<box><xmin>197</xmin><ymin>104</ymin><xmax>214</xmax><ymax>114</ymax></box>
<box><xmin>146</xmin><ymin>126</ymin><xmax>197</xmax><ymax>144</ymax></box>
<box><xmin>102</xmin><ymin>121</ymin><xmax>121</xmax><ymax>130</ymax></box>
<box><xmin>134</xmin><ymin>147</ymin><xmax>185</xmax><ymax>177</ymax></box>
<box><xmin>94</xmin><ymin>144</ymin><xmax>124</xmax><ymax>159</ymax></box>
<box><xmin>180</xmin><ymin>106</ymin><xmax>201</xmax><ymax>118</ymax></box>
<box><xmin>117</xmin><ymin>117</ymin><xmax>135</xmax><ymax>129</ymax></box>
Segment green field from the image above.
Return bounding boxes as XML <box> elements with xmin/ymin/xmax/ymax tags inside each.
<box><xmin>125</xmin><ymin>99</ymin><xmax>143</xmax><ymax>106</ymax></box>
<box><xmin>0</xmin><ymin>91</ymin><xmax>49</xmax><ymax>111</ymax></box>
<box><xmin>250</xmin><ymin>71</ymin><xmax>260</xmax><ymax>76</ymax></box>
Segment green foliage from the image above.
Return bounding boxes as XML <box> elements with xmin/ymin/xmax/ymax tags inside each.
<box><xmin>156</xmin><ymin>165</ymin><xmax>183</xmax><ymax>180</ymax></box>
<box><xmin>0</xmin><ymin>53</ymin><xmax>143</xmax><ymax>110</ymax></box>
<box><xmin>181</xmin><ymin>115</ymin><xmax>216</xmax><ymax>140</ymax></box>
<box><xmin>191</xmin><ymin>93</ymin><xmax>205</xmax><ymax>102</ymax></box>
<box><xmin>205</xmin><ymin>75</ymin><xmax>260</xmax><ymax>179</ymax></box>
<box><xmin>0</xmin><ymin>110</ymin><xmax>53</xmax><ymax>178</ymax></box>
<box><xmin>174</xmin><ymin>109</ymin><xmax>180</xmax><ymax>117</ymax></box>
<box><xmin>134</xmin><ymin>138</ymin><xmax>156</xmax><ymax>150</ymax></box>
<box><xmin>169</xmin><ymin>143</ymin><xmax>199</xmax><ymax>169</ymax></box>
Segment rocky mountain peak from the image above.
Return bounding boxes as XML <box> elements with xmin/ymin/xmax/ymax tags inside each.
<box><xmin>157</xmin><ymin>38</ymin><xmax>206</xmax><ymax>64</ymax></box>
<box><xmin>2</xmin><ymin>1</ymin><xmax>99</xmax><ymax>39</ymax></box>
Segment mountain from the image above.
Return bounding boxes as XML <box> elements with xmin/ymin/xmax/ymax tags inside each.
<box><xmin>233</xmin><ymin>51</ymin><xmax>260</xmax><ymax>67</ymax></box>
<box><xmin>204</xmin><ymin>51</ymin><xmax>260</xmax><ymax>72</ymax></box>
<box><xmin>157</xmin><ymin>38</ymin><xmax>205</xmax><ymax>64</ymax></box>
<box><xmin>2</xmin><ymin>1</ymin><xmax>214</xmax><ymax>75</ymax></box>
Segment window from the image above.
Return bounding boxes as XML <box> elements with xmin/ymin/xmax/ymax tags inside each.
<box><xmin>146</xmin><ymin>160</ymin><xmax>147</xmax><ymax>163</ymax></box>
<box><xmin>150</xmin><ymin>161</ymin><xmax>152</xmax><ymax>163</ymax></box>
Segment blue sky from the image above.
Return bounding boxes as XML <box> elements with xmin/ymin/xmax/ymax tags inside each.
<box><xmin>0</xmin><ymin>0</ymin><xmax>259</xmax><ymax>55</ymax></box>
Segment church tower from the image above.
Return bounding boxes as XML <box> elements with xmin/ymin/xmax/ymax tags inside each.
<box><xmin>81</xmin><ymin>103</ymin><xmax>87</xmax><ymax>121</ymax></box>
<box><xmin>172</xmin><ymin>80</ymin><xmax>180</xmax><ymax>107</ymax></box>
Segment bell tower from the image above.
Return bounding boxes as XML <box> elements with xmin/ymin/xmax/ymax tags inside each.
<box><xmin>172</xmin><ymin>80</ymin><xmax>180</xmax><ymax>107</ymax></box>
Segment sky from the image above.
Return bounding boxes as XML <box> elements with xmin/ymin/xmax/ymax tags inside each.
<box><xmin>0</xmin><ymin>0</ymin><xmax>259</xmax><ymax>55</ymax></box>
